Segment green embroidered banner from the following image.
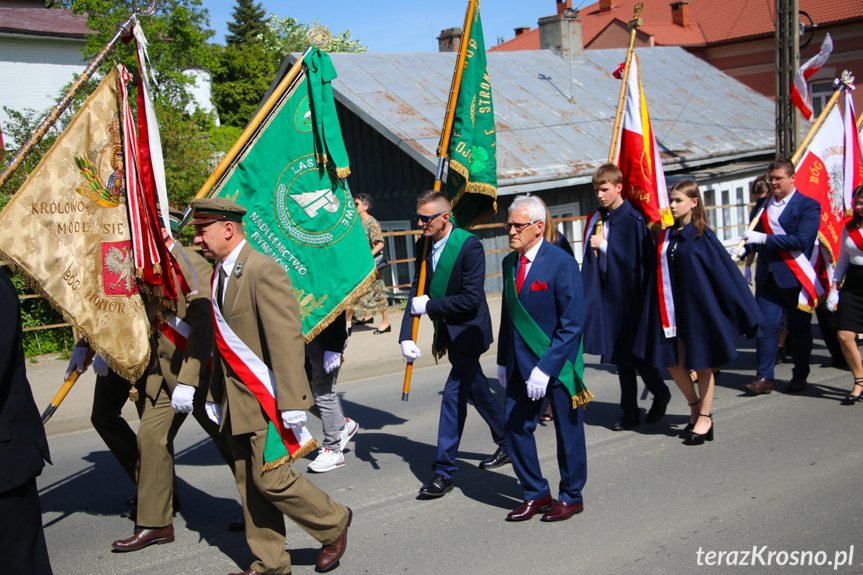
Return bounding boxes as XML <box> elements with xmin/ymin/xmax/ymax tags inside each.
<box><xmin>212</xmin><ymin>48</ymin><xmax>374</xmax><ymax>341</ymax></box>
<box><xmin>445</xmin><ymin>5</ymin><xmax>497</xmax><ymax>229</ymax></box>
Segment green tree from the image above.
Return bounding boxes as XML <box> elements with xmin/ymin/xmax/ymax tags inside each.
<box><xmin>0</xmin><ymin>107</ymin><xmax>62</xmax><ymax>209</ymax></box>
<box><xmin>210</xmin><ymin>41</ymin><xmax>275</xmax><ymax>127</ymax></box>
<box><xmin>260</xmin><ymin>16</ymin><xmax>367</xmax><ymax>68</ymax></box>
<box><xmin>225</xmin><ymin>0</ymin><xmax>267</xmax><ymax>46</ymax></box>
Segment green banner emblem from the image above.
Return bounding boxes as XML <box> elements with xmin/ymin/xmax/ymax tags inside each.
<box><xmin>445</xmin><ymin>4</ymin><xmax>498</xmax><ymax>229</ymax></box>
<box><xmin>212</xmin><ymin>48</ymin><xmax>374</xmax><ymax>340</ymax></box>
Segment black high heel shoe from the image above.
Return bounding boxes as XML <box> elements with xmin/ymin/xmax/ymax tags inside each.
<box><xmin>683</xmin><ymin>413</ymin><xmax>713</xmax><ymax>445</ymax></box>
<box><xmin>840</xmin><ymin>377</ymin><xmax>863</xmax><ymax>405</ymax></box>
<box><xmin>681</xmin><ymin>399</ymin><xmax>700</xmax><ymax>436</ymax></box>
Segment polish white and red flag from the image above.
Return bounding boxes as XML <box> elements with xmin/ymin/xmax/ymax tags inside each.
<box><xmin>791</xmin><ymin>34</ymin><xmax>833</xmax><ymax>121</ymax></box>
<box><xmin>615</xmin><ymin>54</ymin><xmax>673</xmax><ymax>229</ymax></box>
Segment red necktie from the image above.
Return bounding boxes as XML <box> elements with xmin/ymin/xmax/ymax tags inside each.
<box><xmin>516</xmin><ymin>254</ymin><xmax>528</xmax><ymax>294</ymax></box>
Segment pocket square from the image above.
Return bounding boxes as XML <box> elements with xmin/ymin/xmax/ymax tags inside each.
<box><xmin>530</xmin><ymin>281</ymin><xmax>548</xmax><ymax>291</ymax></box>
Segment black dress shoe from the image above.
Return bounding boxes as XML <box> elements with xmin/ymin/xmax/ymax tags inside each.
<box><xmin>479</xmin><ymin>446</ymin><xmax>510</xmax><ymax>469</ymax></box>
<box><xmin>418</xmin><ymin>473</ymin><xmax>453</xmax><ymax>498</ymax></box>
<box><xmin>612</xmin><ymin>415</ymin><xmax>640</xmax><ymax>431</ymax></box>
<box><xmin>354</xmin><ymin>317</ymin><xmax>373</xmax><ymax>325</ymax></box>
<box><xmin>786</xmin><ymin>377</ymin><xmax>808</xmax><ymax>393</ymax></box>
<box><xmin>373</xmin><ymin>325</ymin><xmax>391</xmax><ymax>334</ymax></box>
<box><xmin>645</xmin><ymin>395</ymin><xmax>671</xmax><ymax>423</ymax></box>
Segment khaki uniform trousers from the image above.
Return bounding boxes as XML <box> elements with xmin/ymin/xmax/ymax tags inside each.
<box><xmin>136</xmin><ymin>384</ymin><xmax>234</xmax><ymax>528</ymax></box>
<box><xmin>227</xmin><ymin>426</ymin><xmax>350</xmax><ymax>574</ymax></box>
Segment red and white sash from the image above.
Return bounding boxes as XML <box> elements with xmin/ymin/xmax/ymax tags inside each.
<box><xmin>209</xmin><ymin>265</ymin><xmax>314</xmax><ymax>459</ymax></box>
<box><xmin>760</xmin><ymin>208</ymin><xmax>822</xmax><ymax>310</ymax></box>
<box><xmin>656</xmin><ymin>228</ymin><xmax>677</xmax><ymax>338</ymax></box>
<box><xmin>159</xmin><ymin>315</ymin><xmax>212</xmax><ymax>370</ymax></box>
<box><xmin>847</xmin><ymin>223</ymin><xmax>863</xmax><ymax>253</ymax></box>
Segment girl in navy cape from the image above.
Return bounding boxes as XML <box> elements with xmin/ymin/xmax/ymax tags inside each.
<box><xmin>660</xmin><ymin>180</ymin><xmax>763</xmax><ymax>445</ymax></box>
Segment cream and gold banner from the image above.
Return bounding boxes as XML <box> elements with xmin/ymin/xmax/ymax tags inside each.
<box><xmin>0</xmin><ymin>66</ymin><xmax>151</xmax><ymax>381</ymax></box>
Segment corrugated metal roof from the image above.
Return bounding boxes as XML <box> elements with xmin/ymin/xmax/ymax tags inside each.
<box><xmin>321</xmin><ymin>47</ymin><xmax>774</xmax><ymax>194</ymax></box>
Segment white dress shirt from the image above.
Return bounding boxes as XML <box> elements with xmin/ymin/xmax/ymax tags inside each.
<box><xmin>217</xmin><ymin>239</ymin><xmax>247</xmax><ymax>308</ymax></box>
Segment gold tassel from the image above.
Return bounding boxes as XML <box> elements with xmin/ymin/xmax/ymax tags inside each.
<box><xmin>262</xmin><ymin>454</ymin><xmax>291</xmax><ymax>472</ymax></box>
<box><xmin>570</xmin><ymin>388</ymin><xmax>595</xmax><ymax>409</ymax></box>
<box><xmin>128</xmin><ymin>386</ymin><xmax>139</xmax><ymax>402</ymax></box>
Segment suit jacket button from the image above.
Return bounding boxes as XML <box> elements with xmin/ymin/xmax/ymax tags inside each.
<box><xmin>302</xmin><ymin>394</ymin><xmax>307</xmax><ymax>400</ymax></box>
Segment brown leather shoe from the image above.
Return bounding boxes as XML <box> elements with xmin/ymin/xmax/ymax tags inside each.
<box><xmin>228</xmin><ymin>570</ymin><xmax>290</xmax><ymax>575</ymax></box>
<box><xmin>505</xmin><ymin>495</ymin><xmax>553</xmax><ymax>521</ymax></box>
<box><xmin>787</xmin><ymin>377</ymin><xmax>808</xmax><ymax>393</ymax></box>
<box><xmin>316</xmin><ymin>508</ymin><xmax>352</xmax><ymax>572</ymax></box>
<box><xmin>541</xmin><ymin>500</ymin><xmax>584</xmax><ymax>522</ymax></box>
<box><xmin>745</xmin><ymin>378</ymin><xmax>773</xmax><ymax>395</ymax></box>
<box><xmin>112</xmin><ymin>525</ymin><xmax>174</xmax><ymax>552</ymax></box>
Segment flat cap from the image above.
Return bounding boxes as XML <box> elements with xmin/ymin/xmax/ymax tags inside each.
<box><xmin>190</xmin><ymin>197</ymin><xmax>247</xmax><ymax>224</ymax></box>
<box><xmin>168</xmin><ymin>207</ymin><xmax>184</xmax><ymax>232</ymax></box>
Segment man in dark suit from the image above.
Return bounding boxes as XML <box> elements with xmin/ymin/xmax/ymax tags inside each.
<box><xmin>497</xmin><ymin>195</ymin><xmax>588</xmax><ymax>523</ymax></box>
<box><xmin>192</xmin><ymin>197</ymin><xmax>351</xmax><ymax>575</ymax></box>
<box><xmin>740</xmin><ymin>158</ymin><xmax>821</xmax><ymax>395</ymax></box>
<box><xmin>399</xmin><ymin>190</ymin><xmax>508</xmax><ymax>499</ymax></box>
<box><xmin>0</xmin><ymin>268</ymin><xmax>53</xmax><ymax>574</ymax></box>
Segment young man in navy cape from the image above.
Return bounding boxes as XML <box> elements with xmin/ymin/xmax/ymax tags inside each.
<box><xmin>581</xmin><ymin>164</ymin><xmax>671</xmax><ymax>431</ymax></box>
<box><xmin>399</xmin><ymin>190</ymin><xmax>508</xmax><ymax>499</ymax></box>
<box><xmin>739</xmin><ymin>158</ymin><xmax>821</xmax><ymax>395</ymax></box>
<box><xmin>496</xmin><ymin>195</ymin><xmax>592</xmax><ymax>522</ymax></box>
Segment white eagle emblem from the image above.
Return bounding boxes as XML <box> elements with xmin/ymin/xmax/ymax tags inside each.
<box><xmin>105</xmin><ymin>246</ymin><xmax>134</xmax><ymax>292</ymax></box>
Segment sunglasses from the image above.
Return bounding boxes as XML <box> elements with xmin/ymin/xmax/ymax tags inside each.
<box><xmin>503</xmin><ymin>220</ymin><xmax>540</xmax><ymax>233</ymax></box>
<box><xmin>413</xmin><ymin>211</ymin><xmax>447</xmax><ymax>225</ymax></box>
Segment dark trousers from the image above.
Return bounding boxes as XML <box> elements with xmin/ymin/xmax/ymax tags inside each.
<box><xmin>0</xmin><ymin>478</ymin><xmax>53</xmax><ymax>575</ymax></box>
<box><xmin>617</xmin><ymin>359</ymin><xmax>670</xmax><ymax>418</ymax></box>
<box><xmin>90</xmin><ymin>370</ymin><xmax>143</xmax><ymax>484</ymax></box>
<box><xmin>815</xmin><ymin>302</ymin><xmax>845</xmax><ymax>365</ymax></box>
<box><xmin>755</xmin><ymin>276</ymin><xmax>813</xmax><ymax>380</ymax></box>
<box><xmin>433</xmin><ymin>351</ymin><xmax>506</xmax><ymax>478</ymax></box>
<box><xmin>505</xmin><ymin>369</ymin><xmax>586</xmax><ymax>505</ymax></box>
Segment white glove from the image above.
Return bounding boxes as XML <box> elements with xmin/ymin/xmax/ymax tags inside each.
<box><xmin>411</xmin><ymin>295</ymin><xmax>430</xmax><ymax>316</ymax></box>
<box><xmin>729</xmin><ymin>246</ymin><xmax>741</xmax><ymax>260</ymax></box>
<box><xmin>171</xmin><ymin>383</ymin><xmax>195</xmax><ymax>414</ymax></box>
<box><xmin>323</xmin><ymin>351</ymin><xmax>342</xmax><ymax>374</ymax></box>
<box><xmin>93</xmin><ymin>354</ymin><xmax>109</xmax><ymax>377</ymax></box>
<box><xmin>65</xmin><ymin>345</ymin><xmax>89</xmax><ymax>379</ymax></box>
<box><xmin>497</xmin><ymin>365</ymin><xmax>507</xmax><ymax>389</ymax></box>
<box><xmin>744</xmin><ymin>266</ymin><xmax>752</xmax><ymax>285</ymax></box>
<box><xmin>205</xmin><ymin>401</ymin><xmax>222</xmax><ymax>425</ymax></box>
<box><xmin>526</xmin><ymin>366</ymin><xmax>550</xmax><ymax>401</ymax></box>
<box><xmin>400</xmin><ymin>340</ymin><xmax>421</xmax><ymax>361</ymax></box>
<box><xmin>743</xmin><ymin>230</ymin><xmax>767</xmax><ymax>245</ymax></box>
<box><xmin>281</xmin><ymin>409</ymin><xmax>307</xmax><ymax>430</ymax></box>
<box><xmin>827</xmin><ymin>288</ymin><xmax>839</xmax><ymax>311</ymax></box>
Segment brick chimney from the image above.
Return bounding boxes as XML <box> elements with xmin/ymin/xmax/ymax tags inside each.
<box><xmin>556</xmin><ymin>0</ymin><xmax>572</xmax><ymax>16</ymax></box>
<box><xmin>671</xmin><ymin>0</ymin><xmax>690</xmax><ymax>27</ymax></box>
<box><xmin>599</xmin><ymin>0</ymin><xmax>613</xmax><ymax>14</ymax></box>
<box><xmin>437</xmin><ymin>27</ymin><xmax>462</xmax><ymax>52</ymax></box>
<box><xmin>514</xmin><ymin>26</ymin><xmax>531</xmax><ymax>37</ymax></box>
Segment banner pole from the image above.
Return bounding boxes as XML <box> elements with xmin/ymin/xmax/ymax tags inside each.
<box><xmin>0</xmin><ymin>3</ymin><xmax>157</xmax><ymax>190</ymax></box>
<box><xmin>179</xmin><ymin>44</ymin><xmax>315</xmax><ymax>228</ymax></box>
<box><xmin>402</xmin><ymin>0</ymin><xmax>478</xmax><ymax>401</ymax></box>
<box><xmin>731</xmin><ymin>85</ymin><xmax>844</xmax><ymax>261</ymax></box>
<box><xmin>41</xmin><ymin>348</ymin><xmax>95</xmax><ymax>425</ymax></box>
<box><xmin>606</xmin><ymin>2</ymin><xmax>642</xmax><ymax>166</ymax></box>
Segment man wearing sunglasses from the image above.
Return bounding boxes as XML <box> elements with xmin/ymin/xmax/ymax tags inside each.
<box><xmin>399</xmin><ymin>190</ymin><xmax>508</xmax><ymax>499</ymax></box>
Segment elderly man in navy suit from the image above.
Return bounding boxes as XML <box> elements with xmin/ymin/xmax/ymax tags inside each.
<box><xmin>497</xmin><ymin>195</ymin><xmax>589</xmax><ymax>523</ymax></box>
<box><xmin>740</xmin><ymin>158</ymin><xmax>821</xmax><ymax>395</ymax></box>
<box><xmin>400</xmin><ymin>190</ymin><xmax>508</xmax><ymax>499</ymax></box>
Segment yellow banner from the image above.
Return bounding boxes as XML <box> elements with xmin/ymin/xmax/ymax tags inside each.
<box><xmin>0</xmin><ymin>67</ymin><xmax>150</xmax><ymax>381</ymax></box>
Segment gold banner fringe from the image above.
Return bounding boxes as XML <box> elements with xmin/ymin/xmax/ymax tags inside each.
<box><xmin>335</xmin><ymin>166</ymin><xmax>351</xmax><ymax>179</ymax></box>
<box><xmin>303</xmin><ymin>267</ymin><xmax>377</xmax><ymax>343</ymax></box>
<box><xmin>570</xmin><ymin>388</ymin><xmax>595</xmax><ymax>409</ymax></box>
<box><xmin>0</xmin><ymin>248</ymin><xmax>151</xmax><ymax>382</ymax></box>
<box><xmin>262</xmin><ymin>438</ymin><xmax>320</xmax><ymax>472</ymax></box>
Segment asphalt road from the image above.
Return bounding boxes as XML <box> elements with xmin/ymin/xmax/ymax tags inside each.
<box><xmin>37</xmin><ymin>336</ymin><xmax>863</xmax><ymax>575</ymax></box>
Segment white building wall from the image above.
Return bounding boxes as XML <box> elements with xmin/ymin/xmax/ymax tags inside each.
<box><xmin>0</xmin><ymin>34</ymin><xmax>87</xmax><ymax>145</ymax></box>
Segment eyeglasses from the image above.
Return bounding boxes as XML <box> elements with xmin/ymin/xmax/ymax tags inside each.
<box><xmin>503</xmin><ymin>220</ymin><xmax>540</xmax><ymax>233</ymax></box>
<box><xmin>413</xmin><ymin>211</ymin><xmax>446</xmax><ymax>225</ymax></box>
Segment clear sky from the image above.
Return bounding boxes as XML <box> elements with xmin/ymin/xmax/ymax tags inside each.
<box><xmin>204</xmin><ymin>0</ymin><xmax>586</xmax><ymax>52</ymax></box>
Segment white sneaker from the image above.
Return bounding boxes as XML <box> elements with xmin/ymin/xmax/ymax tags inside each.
<box><xmin>308</xmin><ymin>448</ymin><xmax>345</xmax><ymax>473</ymax></box>
<box><xmin>339</xmin><ymin>418</ymin><xmax>359</xmax><ymax>452</ymax></box>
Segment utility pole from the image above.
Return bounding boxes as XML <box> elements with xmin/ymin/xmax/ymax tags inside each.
<box><xmin>775</xmin><ymin>0</ymin><xmax>800</xmax><ymax>158</ymax></box>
